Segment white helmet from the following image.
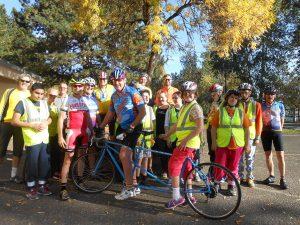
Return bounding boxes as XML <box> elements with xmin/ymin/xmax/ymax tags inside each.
<box><xmin>181</xmin><ymin>81</ymin><xmax>197</xmax><ymax>92</ymax></box>
<box><xmin>83</xmin><ymin>77</ymin><xmax>96</xmax><ymax>86</ymax></box>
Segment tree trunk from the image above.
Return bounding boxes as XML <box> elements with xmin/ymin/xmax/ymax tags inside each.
<box><xmin>147</xmin><ymin>51</ymin><xmax>157</xmax><ymax>77</ymax></box>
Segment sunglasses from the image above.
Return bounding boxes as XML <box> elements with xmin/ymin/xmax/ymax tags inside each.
<box><xmin>99</xmin><ymin>78</ymin><xmax>107</xmax><ymax>80</ymax></box>
<box><xmin>86</xmin><ymin>84</ymin><xmax>95</xmax><ymax>87</ymax></box>
<box><xmin>19</xmin><ymin>79</ymin><xmax>31</xmax><ymax>84</ymax></box>
<box><xmin>49</xmin><ymin>94</ymin><xmax>57</xmax><ymax>98</ymax></box>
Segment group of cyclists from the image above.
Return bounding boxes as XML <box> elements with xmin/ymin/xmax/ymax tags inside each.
<box><xmin>0</xmin><ymin>69</ymin><xmax>288</xmax><ymax>209</ymax></box>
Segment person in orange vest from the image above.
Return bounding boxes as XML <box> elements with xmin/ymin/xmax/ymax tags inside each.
<box><xmin>155</xmin><ymin>74</ymin><xmax>179</xmax><ymax>106</ymax></box>
<box><xmin>238</xmin><ymin>83</ymin><xmax>262</xmax><ymax>188</ymax></box>
<box><xmin>211</xmin><ymin>90</ymin><xmax>251</xmax><ymax>196</ymax></box>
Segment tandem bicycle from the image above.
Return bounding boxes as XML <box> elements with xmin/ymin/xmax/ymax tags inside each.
<box><xmin>71</xmin><ymin>131</ymin><xmax>241</xmax><ymax>220</ymax></box>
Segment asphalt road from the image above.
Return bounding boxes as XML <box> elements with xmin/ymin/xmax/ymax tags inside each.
<box><xmin>0</xmin><ymin>135</ymin><xmax>299</xmax><ymax>225</ymax></box>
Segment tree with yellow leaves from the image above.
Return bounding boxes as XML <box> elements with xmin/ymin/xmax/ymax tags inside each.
<box><xmin>65</xmin><ymin>0</ymin><xmax>276</xmax><ymax>76</ymax></box>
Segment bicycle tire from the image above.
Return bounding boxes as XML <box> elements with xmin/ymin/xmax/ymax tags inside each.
<box><xmin>71</xmin><ymin>151</ymin><xmax>115</xmax><ymax>193</ymax></box>
<box><xmin>183</xmin><ymin>162</ymin><xmax>241</xmax><ymax>220</ymax></box>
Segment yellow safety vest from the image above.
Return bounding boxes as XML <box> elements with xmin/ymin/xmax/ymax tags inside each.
<box><xmin>176</xmin><ymin>100</ymin><xmax>200</xmax><ymax>149</ymax></box>
<box><xmin>217</xmin><ymin>107</ymin><xmax>245</xmax><ymax>148</ymax></box>
<box><xmin>169</xmin><ymin>106</ymin><xmax>179</xmax><ymax>142</ymax></box>
<box><xmin>239</xmin><ymin>100</ymin><xmax>256</xmax><ymax>139</ymax></box>
<box><xmin>21</xmin><ymin>98</ymin><xmax>50</xmax><ymax>146</ymax></box>
<box><xmin>138</xmin><ymin>105</ymin><xmax>154</xmax><ymax>148</ymax></box>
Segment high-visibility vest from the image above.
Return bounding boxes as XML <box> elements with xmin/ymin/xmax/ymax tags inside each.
<box><xmin>138</xmin><ymin>105</ymin><xmax>154</xmax><ymax>148</ymax></box>
<box><xmin>217</xmin><ymin>106</ymin><xmax>245</xmax><ymax>148</ymax></box>
<box><xmin>21</xmin><ymin>98</ymin><xmax>49</xmax><ymax>146</ymax></box>
<box><xmin>176</xmin><ymin>100</ymin><xmax>200</xmax><ymax>149</ymax></box>
<box><xmin>239</xmin><ymin>100</ymin><xmax>256</xmax><ymax>139</ymax></box>
<box><xmin>169</xmin><ymin>106</ymin><xmax>179</xmax><ymax>142</ymax></box>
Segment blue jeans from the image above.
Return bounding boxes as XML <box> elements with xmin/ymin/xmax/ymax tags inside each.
<box><xmin>238</xmin><ymin>139</ymin><xmax>256</xmax><ymax>180</ymax></box>
<box><xmin>26</xmin><ymin>143</ymin><xmax>50</xmax><ymax>187</ymax></box>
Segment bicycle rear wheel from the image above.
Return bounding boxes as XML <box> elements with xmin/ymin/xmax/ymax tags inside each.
<box><xmin>72</xmin><ymin>151</ymin><xmax>115</xmax><ymax>193</ymax></box>
<box><xmin>183</xmin><ymin>162</ymin><xmax>241</xmax><ymax>220</ymax></box>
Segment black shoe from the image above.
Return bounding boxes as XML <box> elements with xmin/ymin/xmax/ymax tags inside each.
<box><xmin>10</xmin><ymin>176</ymin><xmax>23</xmax><ymax>184</ymax></box>
<box><xmin>60</xmin><ymin>189</ymin><xmax>70</xmax><ymax>201</ymax></box>
<box><xmin>280</xmin><ymin>178</ymin><xmax>288</xmax><ymax>190</ymax></box>
<box><xmin>263</xmin><ymin>176</ymin><xmax>275</xmax><ymax>185</ymax></box>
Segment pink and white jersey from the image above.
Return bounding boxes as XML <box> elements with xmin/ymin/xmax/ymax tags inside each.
<box><xmin>62</xmin><ymin>95</ymin><xmax>89</xmax><ymax>129</ymax></box>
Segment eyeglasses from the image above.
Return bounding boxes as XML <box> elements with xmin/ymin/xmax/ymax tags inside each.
<box><xmin>19</xmin><ymin>79</ymin><xmax>31</xmax><ymax>84</ymax></box>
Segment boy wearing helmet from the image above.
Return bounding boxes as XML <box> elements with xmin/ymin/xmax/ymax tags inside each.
<box><xmin>95</xmin><ymin>71</ymin><xmax>116</xmax><ymax>138</ymax></box>
<box><xmin>99</xmin><ymin>69</ymin><xmax>146</xmax><ymax>200</ymax></box>
<box><xmin>207</xmin><ymin>83</ymin><xmax>223</xmax><ymax>163</ymax></box>
<box><xmin>238</xmin><ymin>83</ymin><xmax>262</xmax><ymax>188</ymax></box>
<box><xmin>211</xmin><ymin>90</ymin><xmax>251</xmax><ymax>196</ymax></box>
<box><xmin>57</xmin><ymin>79</ymin><xmax>91</xmax><ymax>200</ymax></box>
<box><xmin>261</xmin><ymin>86</ymin><xmax>288</xmax><ymax>189</ymax></box>
<box><xmin>160</xmin><ymin>81</ymin><xmax>204</xmax><ymax>209</ymax></box>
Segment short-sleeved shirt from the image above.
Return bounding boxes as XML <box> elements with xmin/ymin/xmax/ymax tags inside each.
<box><xmin>211</xmin><ymin>107</ymin><xmax>251</xmax><ymax>149</ymax></box>
<box><xmin>109</xmin><ymin>85</ymin><xmax>144</xmax><ymax>129</ymax></box>
<box><xmin>48</xmin><ymin>103</ymin><xmax>59</xmax><ymax>137</ymax></box>
<box><xmin>54</xmin><ymin>95</ymin><xmax>68</xmax><ymax>112</ymax></box>
<box><xmin>14</xmin><ymin>98</ymin><xmax>41</xmax><ymax>116</ymax></box>
<box><xmin>262</xmin><ymin>101</ymin><xmax>285</xmax><ymax>131</ymax></box>
<box><xmin>155</xmin><ymin>86</ymin><xmax>179</xmax><ymax>105</ymax></box>
<box><xmin>82</xmin><ymin>94</ymin><xmax>99</xmax><ymax>127</ymax></box>
<box><xmin>0</xmin><ymin>89</ymin><xmax>30</xmax><ymax>122</ymax></box>
<box><xmin>94</xmin><ymin>84</ymin><xmax>115</xmax><ymax>114</ymax></box>
<box><xmin>61</xmin><ymin>95</ymin><xmax>89</xmax><ymax>129</ymax></box>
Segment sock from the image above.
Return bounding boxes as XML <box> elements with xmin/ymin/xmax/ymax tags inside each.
<box><xmin>11</xmin><ymin>167</ymin><xmax>17</xmax><ymax>178</ymax></box>
<box><xmin>172</xmin><ymin>187</ymin><xmax>181</xmax><ymax>201</ymax></box>
<box><xmin>60</xmin><ymin>183</ymin><xmax>67</xmax><ymax>191</ymax></box>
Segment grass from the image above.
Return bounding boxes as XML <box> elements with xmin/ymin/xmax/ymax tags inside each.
<box><xmin>282</xmin><ymin>129</ymin><xmax>300</xmax><ymax>135</ymax></box>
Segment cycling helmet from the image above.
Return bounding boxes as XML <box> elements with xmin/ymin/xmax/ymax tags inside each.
<box><xmin>264</xmin><ymin>86</ymin><xmax>277</xmax><ymax>94</ymax></box>
<box><xmin>224</xmin><ymin>89</ymin><xmax>239</xmax><ymax>99</ymax></box>
<box><xmin>83</xmin><ymin>77</ymin><xmax>96</xmax><ymax>86</ymax></box>
<box><xmin>209</xmin><ymin>83</ymin><xmax>223</xmax><ymax>92</ymax></box>
<box><xmin>238</xmin><ymin>83</ymin><xmax>252</xmax><ymax>91</ymax></box>
<box><xmin>181</xmin><ymin>81</ymin><xmax>197</xmax><ymax>92</ymax></box>
<box><xmin>69</xmin><ymin>78</ymin><xmax>84</xmax><ymax>85</ymax></box>
<box><xmin>110</xmin><ymin>68</ymin><xmax>126</xmax><ymax>80</ymax></box>
<box><xmin>140</xmin><ymin>73</ymin><xmax>149</xmax><ymax>79</ymax></box>
<box><xmin>98</xmin><ymin>71</ymin><xmax>107</xmax><ymax>79</ymax></box>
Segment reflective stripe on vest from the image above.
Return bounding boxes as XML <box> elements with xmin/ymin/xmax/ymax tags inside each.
<box><xmin>176</xmin><ymin>100</ymin><xmax>200</xmax><ymax>149</ymax></box>
<box><xmin>21</xmin><ymin>98</ymin><xmax>49</xmax><ymax>146</ymax></box>
<box><xmin>240</xmin><ymin>100</ymin><xmax>256</xmax><ymax>139</ymax></box>
<box><xmin>217</xmin><ymin>107</ymin><xmax>245</xmax><ymax>148</ymax></box>
<box><xmin>169</xmin><ymin>106</ymin><xmax>179</xmax><ymax>142</ymax></box>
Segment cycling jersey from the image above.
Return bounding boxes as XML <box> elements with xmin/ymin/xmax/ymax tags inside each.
<box><xmin>109</xmin><ymin>85</ymin><xmax>144</xmax><ymax>129</ymax></box>
<box><xmin>262</xmin><ymin>101</ymin><xmax>285</xmax><ymax>131</ymax></box>
<box><xmin>82</xmin><ymin>94</ymin><xmax>98</xmax><ymax>127</ymax></box>
<box><xmin>61</xmin><ymin>95</ymin><xmax>89</xmax><ymax>150</ymax></box>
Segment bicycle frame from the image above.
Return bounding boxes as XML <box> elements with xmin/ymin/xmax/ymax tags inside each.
<box><xmin>93</xmin><ymin>136</ymin><xmax>205</xmax><ymax>194</ymax></box>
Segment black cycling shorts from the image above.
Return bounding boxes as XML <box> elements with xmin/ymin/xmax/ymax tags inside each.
<box><xmin>115</xmin><ymin>124</ymin><xmax>143</xmax><ymax>150</ymax></box>
<box><xmin>261</xmin><ymin>130</ymin><xmax>284</xmax><ymax>151</ymax></box>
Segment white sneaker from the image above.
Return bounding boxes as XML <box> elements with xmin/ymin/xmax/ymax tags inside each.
<box><xmin>134</xmin><ymin>187</ymin><xmax>141</xmax><ymax>196</ymax></box>
<box><xmin>115</xmin><ymin>188</ymin><xmax>134</xmax><ymax>200</ymax></box>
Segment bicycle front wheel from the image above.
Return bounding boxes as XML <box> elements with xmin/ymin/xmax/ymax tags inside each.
<box><xmin>72</xmin><ymin>151</ymin><xmax>115</xmax><ymax>193</ymax></box>
<box><xmin>184</xmin><ymin>162</ymin><xmax>241</xmax><ymax>220</ymax></box>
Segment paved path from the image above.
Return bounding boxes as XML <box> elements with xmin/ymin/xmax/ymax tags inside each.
<box><xmin>0</xmin><ymin>135</ymin><xmax>299</xmax><ymax>225</ymax></box>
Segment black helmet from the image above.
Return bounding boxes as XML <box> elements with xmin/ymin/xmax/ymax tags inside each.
<box><xmin>264</xmin><ymin>86</ymin><xmax>277</xmax><ymax>94</ymax></box>
<box><xmin>224</xmin><ymin>89</ymin><xmax>239</xmax><ymax>99</ymax></box>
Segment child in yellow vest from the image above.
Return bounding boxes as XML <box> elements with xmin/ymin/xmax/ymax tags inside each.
<box><xmin>160</xmin><ymin>81</ymin><xmax>204</xmax><ymax>209</ymax></box>
<box><xmin>211</xmin><ymin>90</ymin><xmax>251</xmax><ymax>196</ymax></box>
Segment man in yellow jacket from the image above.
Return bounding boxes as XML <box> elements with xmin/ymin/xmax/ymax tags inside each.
<box><xmin>0</xmin><ymin>74</ymin><xmax>31</xmax><ymax>183</ymax></box>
